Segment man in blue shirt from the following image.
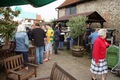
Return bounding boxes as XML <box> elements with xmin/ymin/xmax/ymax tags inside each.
<box><xmin>88</xmin><ymin>28</ymin><xmax>99</xmax><ymax>59</ymax></box>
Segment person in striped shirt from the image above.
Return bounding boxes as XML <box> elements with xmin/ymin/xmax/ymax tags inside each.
<box><xmin>43</xmin><ymin>24</ymin><xmax>54</xmax><ymax>62</ymax></box>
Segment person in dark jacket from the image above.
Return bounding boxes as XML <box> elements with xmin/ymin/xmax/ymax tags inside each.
<box><xmin>26</xmin><ymin>27</ymin><xmax>32</xmax><ymax>40</ymax></box>
<box><xmin>31</xmin><ymin>23</ymin><xmax>46</xmax><ymax>64</ymax></box>
<box><xmin>53</xmin><ymin>25</ymin><xmax>60</xmax><ymax>54</ymax></box>
<box><xmin>84</xmin><ymin>23</ymin><xmax>93</xmax><ymax>48</ymax></box>
<box><xmin>88</xmin><ymin>29</ymin><xmax>98</xmax><ymax>59</ymax></box>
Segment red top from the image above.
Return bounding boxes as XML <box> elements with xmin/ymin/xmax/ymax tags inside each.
<box><xmin>92</xmin><ymin>36</ymin><xmax>110</xmax><ymax>63</ymax></box>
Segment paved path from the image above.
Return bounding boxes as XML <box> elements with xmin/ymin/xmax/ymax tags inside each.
<box><xmin>32</xmin><ymin>50</ymin><xmax>120</xmax><ymax>80</ymax></box>
<box><xmin>0</xmin><ymin>49</ymin><xmax>120</xmax><ymax>80</ymax></box>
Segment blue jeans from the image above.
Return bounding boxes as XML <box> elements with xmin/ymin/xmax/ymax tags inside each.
<box><xmin>54</xmin><ymin>40</ymin><xmax>59</xmax><ymax>54</ymax></box>
<box><xmin>59</xmin><ymin>41</ymin><xmax>64</xmax><ymax>49</ymax></box>
<box><xmin>67</xmin><ymin>41</ymin><xmax>70</xmax><ymax>50</ymax></box>
<box><xmin>36</xmin><ymin>46</ymin><xmax>44</xmax><ymax>64</ymax></box>
<box><xmin>16</xmin><ymin>51</ymin><xmax>28</xmax><ymax>67</ymax></box>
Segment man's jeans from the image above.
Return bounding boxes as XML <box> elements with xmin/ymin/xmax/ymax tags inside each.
<box><xmin>36</xmin><ymin>46</ymin><xmax>44</xmax><ymax>64</ymax></box>
<box><xmin>59</xmin><ymin>41</ymin><xmax>64</xmax><ymax>49</ymax></box>
<box><xmin>67</xmin><ymin>41</ymin><xmax>70</xmax><ymax>50</ymax></box>
<box><xmin>54</xmin><ymin>40</ymin><xmax>59</xmax><ymax>54</ymax></box>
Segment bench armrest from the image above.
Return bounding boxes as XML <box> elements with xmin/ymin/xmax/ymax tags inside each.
<box><xmin>8</xmin><ymin>70</ymin><xmax>22</xmax><ymax>76</ymax></box>
<box><xmin>34</xmin><ymin>77</ymin><xmax>50</xmax><ymax>80</ymax></box>
<box><xmin>27</xmin><ymin>63</ymin><xmax>38</xmax><ymax>67</ymax></box>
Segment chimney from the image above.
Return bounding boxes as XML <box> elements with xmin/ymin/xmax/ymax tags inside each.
<box><xmin>36</xmin><ymin>14</ymin><xmax>41</xmax><ymax>21</ymax></box>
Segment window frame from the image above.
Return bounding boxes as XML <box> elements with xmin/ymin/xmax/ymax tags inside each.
<box><xmin>65</xmin><ymin>6</ymin><xmax>76</xmax><ymax>16</ymax></box>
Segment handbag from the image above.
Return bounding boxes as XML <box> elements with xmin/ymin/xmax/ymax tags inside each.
<box><xmin>9</xmin><ymin>33</ymin><xmax>16</xmax><ymax>53</ymax></box>
<box><xmin>9</xmin><ymin>41</ymin><xmax>16</xmax><ymax>53</ymax></box>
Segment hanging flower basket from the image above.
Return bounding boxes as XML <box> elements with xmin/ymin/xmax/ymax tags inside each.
<box><xmin>71</xmin><ymin>46</ymin><xmax>85</xmax><ymax>57</ymax></box>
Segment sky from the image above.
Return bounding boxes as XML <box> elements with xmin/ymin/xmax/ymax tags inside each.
<box><xmin>12</xmin><ymin>0</ymin><xmax>65</xmax><ymax>21</ymax></box>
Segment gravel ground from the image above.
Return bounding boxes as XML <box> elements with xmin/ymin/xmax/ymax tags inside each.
<box><xmin>0</xmin><ymin>49</ymin><xmax>120</xmax><ymax>80</ymax></box>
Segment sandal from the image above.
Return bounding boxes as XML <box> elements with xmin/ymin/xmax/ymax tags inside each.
<box><xmin>43</xmin><ymin>59</ymin><xmax>48</xmax><ymax>62</ymax></box>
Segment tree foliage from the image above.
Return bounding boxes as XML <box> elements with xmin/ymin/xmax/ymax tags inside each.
<box><xmin>0</xmin><ymin>7</ymin><xmax>20</xmax><ymax>41</ymax></box>
<box><xmin>66</xmin><ymin>16</ymin><xmax>87</xmax><ymax>39</ymax></box>
<box><xmin>66</xmin><ymin>16</ymin><xmax>87</xmax><ymax>46</ymax></box>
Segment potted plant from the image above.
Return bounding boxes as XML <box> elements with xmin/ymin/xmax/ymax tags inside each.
<box><xmin>0</xmin><ymin>7</ymin><xmax>20</xmax><ymax>45</ymax></box>
<box><xmin>66</xmin><ymin>16</ymin><xmax>87</xmax><ymax>57</ymax></box>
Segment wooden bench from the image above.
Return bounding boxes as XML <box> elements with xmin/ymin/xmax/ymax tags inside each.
<box><xmin>4</xmin><ymin>54</ymin><xmax>38</xmax><ymax>80</ymax></box>
<box><xmin>34</xmin><ymin>62</ymin><xmax>77</xmax><ymax>80</ymax></box>
<box><xmin>28</xmin><ymin>46</ymin><xmax>36</xmax><ymax>64</ymax></box>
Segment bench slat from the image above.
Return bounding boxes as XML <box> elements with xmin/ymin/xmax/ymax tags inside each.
<box><xmin>35</xmin><ymin>62</ymin><xmax>77</xmax><ymax>80</ymax></box>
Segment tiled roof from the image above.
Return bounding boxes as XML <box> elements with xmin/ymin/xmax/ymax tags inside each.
<box><xmin>57</xmin><ymin>0</ymin><xmax>83</xmax><ymax>9</ymax></box>
<box><xmin>56</xmin><ymin>11</ymin><xmax>95</xmax><ymax>21</ymax></box>
<box><xmin>56</xmin><ymin>11</ymin><xmax>106</xmax><ymax>22</ymax></box>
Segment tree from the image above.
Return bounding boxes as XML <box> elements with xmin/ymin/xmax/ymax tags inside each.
<box><xmin>0</xmin><ymin>7</ymin><xmax>20</xmax><ymax>42</ymax></box>
<box><xmin>66</xmin><ymin>16</ymin><xmax>87</xmax><ymax>46</ymax></box>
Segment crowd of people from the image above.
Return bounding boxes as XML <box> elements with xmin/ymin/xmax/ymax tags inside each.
<box><xmin>12</xmin><ymin>22</ymin><xmax>73</xmax><ymax>67</ymax></box>
<box><xmin>12</xmin><ymin>21</ymin><xmax>110</xmax><ymax>80</ymax></box>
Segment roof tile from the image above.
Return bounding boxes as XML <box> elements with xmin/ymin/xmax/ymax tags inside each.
<box><xmin>57</xmin><ymin>0</ymin><xmax>80</xmax><ymax>8</ymax></box>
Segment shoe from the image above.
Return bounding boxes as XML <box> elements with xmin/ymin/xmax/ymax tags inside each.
<box><xmin>54</xmin><ymin>52</ymin><xmax>58</xmax><ymax>55</ymax></box>
<box><xmin>43</xmin><ymin>59</ymin><xmax>48</xmax><ymax>62</ymax></box>
<box><xmin>25</xmin><ymin>67</ymin><xmax>28</xmax><ymax>70</ymax></box>
<box><xmin>40</xmin><ymin>63</ymin><xmax>43</xmax><ymax>64</ymax></box>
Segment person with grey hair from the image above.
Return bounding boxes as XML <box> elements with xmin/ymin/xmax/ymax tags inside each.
<box><xmin>90</xmin><ymin>29</ymin><xmax>110</xmax><ymax>80</ymax></box>
<box><xmin>13</xmin><ymin>23</ymin><xmax>29</xmax><ymax>70</ymax></box>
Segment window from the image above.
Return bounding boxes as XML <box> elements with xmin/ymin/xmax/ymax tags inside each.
<box><xmin>66</xmin><ymin>8</ymin><xmax>70</xmax><ymax>16</ymax></box>
<box><xmin>65</xmin><ymin>6</ymin><xmax>76</xmax><ymax>15</ymax></box>
<box><xmin>71</xmin><ymin>7</ymin><xmax>76</xmax><ymax>14</ymax></box>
